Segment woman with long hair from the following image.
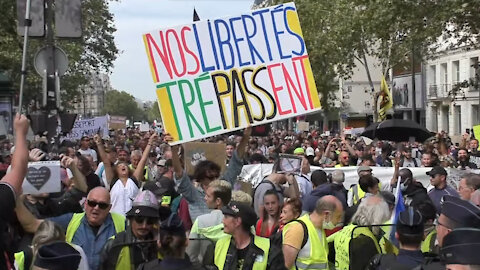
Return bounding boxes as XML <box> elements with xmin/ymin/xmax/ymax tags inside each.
<box><xmin>255</xmin><ymin>189</ymin><xmax>281</xmax><ymax>237</ymax></box>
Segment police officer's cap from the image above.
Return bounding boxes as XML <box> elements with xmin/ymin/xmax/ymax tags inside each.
<box><xmin>397</xmin><ymin>207</ymin><xmax>424</xmax><ymax>236</ymax></box>
<box><xmin>126</xmin><ymin>190</ymin><xmax>159</xmax><ymax>218</ymax></box>
<box><xmin>160</xmin><ymin>213</ymin><xmax>185</xmax><ymax>236</ymax></box>
<box><xmin>440</xmin><ymin>228</ymin><xmax>480</xmax><ymax>265</ymax></box>
<box><xmin>440</xmin><ymin>195</ymin><xmax>480</xmax><ymax>228</ymax></box>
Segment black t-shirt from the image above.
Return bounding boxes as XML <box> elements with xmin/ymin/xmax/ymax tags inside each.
<box><xmin>0</xmin><ymin>183</ymin><xmax>16</xmax><ymax>270</ymax></box>
<box><xmin>236</xmin><ymin>246</ymin><xmax>248</xmax><ymax>270</ymax></box>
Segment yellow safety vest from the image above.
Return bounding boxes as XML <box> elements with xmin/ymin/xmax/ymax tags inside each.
<box><xmin>421</xmin><ymin>229</ymin><xmax>437</xmax><ymax>253</ymax></box>
<box><xmin>66</xmin><ymin>212</ymin><xmax>125</xmax><ymax>243</ymax></box>
<box><xmin>14</xmin><ymin>251</ymin><xmax>25</xmax><ymax>270</ymax></box>
<box><xmin>214</xmin><ymin>235</ymin><xmax>269</xmax><ymax>270</ymax></box>
<box><xmin>128</xmin><ymin>164</ymin><xmax>149</xmax><ymax>181</ymax></box>
<box><xmin>110</xmin><ymin>235</ymin><xmax>163</xmax><ymax>270</ymax></box>
<box><xmin>283</xmin><ymin>214</ymin><xmax>329</xmax><ymax>270</ymax></box>
<box><xmin>333</xmin><ymin>224</ymin><xmax>381</xmax><ymax>270</ymax></box>
<box><xmin>349</xmin><ymin>183</ymin><xmax>382</xmax><ymax>205</ymax></box>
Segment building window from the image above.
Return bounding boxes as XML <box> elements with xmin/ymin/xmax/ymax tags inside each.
<box><xmin>472</xmin><ymin>105</ymin><xmax>479</xmax><ymax>128</ymax></box>
<box><xmin>470</xmin><ymin>57</ymin><xmax>479</xmax><ymax>91</ymax></box>
<box><xmin>440</xmin><ymin>63</ymin><xmax>448</xmax><ymax>94</ymax></box>
<box><xmin>430</xmin><ymin>65</ymin><xmax>436</xmax><ymax>85</ymax></box>
<box><xmin>452</xmin><ymin>60</ymin><xmax>460</xmax><ymax>84</ymax></box>
<box><xmin>455</xmin><ymin>105</ymin><xmax>461</xmax><ymax>135</ymax></box>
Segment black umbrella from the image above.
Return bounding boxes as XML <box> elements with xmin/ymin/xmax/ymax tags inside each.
<box><xmin>360</xmin><ymin>119</ymin><xmax>434</xmax><ymax>142</ymax></box>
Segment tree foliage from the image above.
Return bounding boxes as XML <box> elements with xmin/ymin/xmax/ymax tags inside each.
<box><xmin>102</xmin><ymin>90</ymin><xmax>145</xmax><ymax>121</ymax></box>
<box><xmin>0</xmin><ymin>0</ymin><xmax>118</xmax><ymax>110</ymax></box>
<box><xmin>272</xmin><ymin>0</ymin><xmax>480</xmax><ymax>112</ymax></box>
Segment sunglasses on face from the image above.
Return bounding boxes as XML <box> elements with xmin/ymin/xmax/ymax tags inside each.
<box><xmin>133</xmin><ymin>216</ymin><xmax>158</xmax><ymax>225</ymax></box>
<box><xmin>87</xmin><ymin>200</ymin><xmax>110</xmax><ymax>210</ymax></box>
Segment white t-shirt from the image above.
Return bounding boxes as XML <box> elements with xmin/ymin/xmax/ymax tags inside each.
<box><xmin>77</xmin><ymin>148</ymin><xmax>98</xmax><ymax>162</ymax></box>
<box><xmin>110</xmin><ymin>178</ymin><xmax>139</xmax><ymax>216</ymax></box>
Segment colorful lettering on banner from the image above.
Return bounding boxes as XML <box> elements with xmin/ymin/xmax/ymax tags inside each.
<box><xmin>143</xmin><ymin>2</ymin><xmax>321</xmax><ymax>144</ymax></box>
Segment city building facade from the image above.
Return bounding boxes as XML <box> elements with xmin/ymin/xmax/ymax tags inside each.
<box><xmin>425</xmin><ymin>48</ymin><xmax>480</xmax><ymax>136</ymax></box>
<box><xmin>72</xmin><ymin>73</ymin><xmax>112</xmax><ymax>117</ymax></box>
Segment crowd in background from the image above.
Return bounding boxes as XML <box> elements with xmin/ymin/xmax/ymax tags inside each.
<box><xmin>1</xmin><ymin>116</ymin><xmax>479</xmax><ymax>270</ymax></box>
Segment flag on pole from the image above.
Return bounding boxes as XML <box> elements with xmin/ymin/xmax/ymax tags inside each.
<box><xmin>193</xmin><ymin>8</ymin><xmax>200</xmax><ymax>21</ymax></box>
<box><xmin>378</xmin><ymin>75</ymin><xmax>393</xmax><ymax>121</ymax></box>
<box><xmin>388</xmin><ymin>177</ymin><xmax>406</xmax><ymax>245</ymax></box>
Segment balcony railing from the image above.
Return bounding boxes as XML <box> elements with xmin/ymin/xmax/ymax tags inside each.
<box><xmin>428</xmin><ymin>84</ymin><xmax>450</xmax><ymax>99</ymax></box>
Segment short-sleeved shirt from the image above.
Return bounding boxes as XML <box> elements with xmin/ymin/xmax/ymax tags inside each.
<box><xmin>283</xmin><ymin>220</ymin><xmax>323</xmax><ymax>259</ymax></box>
<box><xmin>428</xmin><ymin>186</ymin><xmax>460</xmax><ymax>213</ymax></box>
<box><xmin>48</xmin><ymin>213</ymin><xmax>122</xmax><ymax>270</ymax></box>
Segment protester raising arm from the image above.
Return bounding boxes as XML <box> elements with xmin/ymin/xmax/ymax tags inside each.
<box><xmin>61</xmin><ymin>155</ymin><xmax>88</xmax><ymax>193</ymax></box>
<box><xmin>221</xmin><ymin>126</ymin><xmax>251</xmax><ymax>185</ymax></box>
<box><xmin>15</xmin><ymin>194</ymin><xmax>43</xmax><ymax>233</ymax></box>
<box><xmin>94</xmin><ymin>134</ymin><xmax>114</xmax><ymax>187</ymax></box>
<box><xmin>1</xmin><ymin>114</ymin><xmax>29</xmax><ymax>195</ymax></box>
<box><xmin>132</xmin><ymin>133</ymin><xmax>157</xmax><ymax>181</ymax></box>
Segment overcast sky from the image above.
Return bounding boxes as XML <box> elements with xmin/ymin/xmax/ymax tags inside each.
<box><xmin>109</xmin><ymin>0</ymin><xmax>254</xmax><ymax>102</ymax></box>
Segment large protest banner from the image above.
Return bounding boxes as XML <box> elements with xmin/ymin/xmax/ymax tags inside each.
<box><xmin>63</xmin><ymin>116</ymin><xmax>108</xmax><ymax>141</ymax></box>
<box><xmin>143</xmin><ymin>3</ymin><xmax>320</xmax><ymax>144</ymax></box>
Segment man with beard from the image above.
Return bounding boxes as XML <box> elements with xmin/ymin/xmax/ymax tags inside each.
<box><xmin>455</xmin><ymin>148</ymin><xmax>478</xmax><ymax>169</ymax></box>
<box><xmin>100</xmin><ymin>190</ymin><xmax>161</xmax><ymax>270</ymax></box>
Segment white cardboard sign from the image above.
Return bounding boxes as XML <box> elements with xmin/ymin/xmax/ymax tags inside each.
<box><xmin>22</xmin><ymin>161</ymin><xmax>61</xmax><ymax>194</ymax></box>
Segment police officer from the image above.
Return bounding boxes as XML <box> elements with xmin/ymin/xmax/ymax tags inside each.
<box><xmin>440</xmin><ymin>228</ymin><xmax>480</xmax><ymax>270</ymax></box>
<box><xmin>100</xmin><ymin>190</ymin><xmax>161</xmax><ymax>270</ymax></box>
<box><xmin>416</xmin><ymin>195</ymin><xmax>480</xmax><ymax>269</ymax></box>
<box><xmin>367</xmin><ymin>207</ymin><xmax>425</xmax><ymax>270</ymax></box>
<box><xmin>214</xmin><ymin>201</ymin><xmax>285</xmax><ymax>270</ymax></box>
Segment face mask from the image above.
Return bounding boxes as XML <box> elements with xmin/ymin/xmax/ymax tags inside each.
<box><xmin>400</xmin><ymin>182</ymin><xmax>408</xmax><ymax>192</ymax></box>
<box><xmin>323</xmin><ymin>220</ymin><xmax>335</xmax><ymax>230</ymax></box>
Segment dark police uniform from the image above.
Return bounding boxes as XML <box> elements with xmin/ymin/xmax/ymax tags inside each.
<box><xmin>413</xmin><ymin>195</ymin><xmax>480</xmax><ymax>270</ymax></box>
<box><xmin>367</xmin><ymin>207</ymin><xmax>425</xmax><ymax>270</ymax></box>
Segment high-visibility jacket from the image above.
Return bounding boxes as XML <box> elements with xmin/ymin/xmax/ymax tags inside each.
<box><xmin>333</xmin><ymin>224</ymin><xmax>381</xmax><ymax>270</ymax></box>
<box><xmin>214</xmin><ymin>234</ymin><xmax>269</xmax><ymax>270</ymax></box>
<box><xmin>283</xmin><ymin>214</ymin><xmax>329</xmax><ymax>270</ymax></box>
<box><xmin>66</xmin><ymin>212</ymin><xmax>125</xmax><ymax>243</ymax></box>
<box><xmin>128</xmin><ymin>164</ymin><xmax>149</xmax><ymax>181</ymax></box>
<box><xmin>349</xmin><ymin>183</ymin><xmax>382</xmax><ymax>205</ymax></box>
<box><xmin>109</xmin><ymin>234</ymin><xmax>162</xmax><ymax>270</ymax></box>
<box><xmin>14</xmin><ymin>251</ymin><xmax>26</xmax><ymax>270</ymax></box>
<box><xmin>421</xmin><ymin>229</ymin><xmax>437</xmax><ymax>253</ymax></box>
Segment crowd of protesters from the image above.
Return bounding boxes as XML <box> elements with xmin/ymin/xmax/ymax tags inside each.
<box><xmin>1</xmin><ymin>116</ymin><xmax>479</xmax><ymax>270</ymax></box>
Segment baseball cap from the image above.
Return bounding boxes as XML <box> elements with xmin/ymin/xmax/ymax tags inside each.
<box><xmin>294</xmin><ymin>148</ymin><xmax>305</xmax><ymax>155</ymax></box>
<box><xmin>426</xmin><ymin>166</ymin><xmax>447</xmax><ymax>177</ymax></box>
<box><xmin>221</xmin><ymin>201</ymin><xmax>258</xmax><ymax>227</ymax></box>
<box><xmin>34</xmin><ymin>242</ymin><xmax>81</xmax><ymax>270</ymax></box>
<box><xmin>441</xmin><ymin>228</ymin><xmax>480</xmax><ymax>265</ymax></box>
<box><xmin>305</xmin><ymin>147</ymin><xmax>315</xmax><ymax>156</ymax></box>
<box><xmin>440</xmin><ymin>195</ymin><xmax>480</xmax><ymax>228</ymax></box>
<box><xmin>126</xmin><ymin>190</ymin><xmax>159</xmax><ymax>218</ymax></box>
<box><xmin>357</xmin><ymin>166</ymin><xmax>372</xmax><ymax>175</ymax></box>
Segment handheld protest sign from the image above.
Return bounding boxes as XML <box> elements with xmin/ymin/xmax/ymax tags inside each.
<box><xmin>62</xmin><ymin>115</ymin><xmax>108</xmax><ymax>141</ymax></box>
<box><xmin>183</xmin><ymin>142</ymin><xmax>226</xmax><ymax>176</ymax></box>
<box><xmin>22</xmin><ymin>161</ymin><xmax>61</xmax><ymax>194</ymax></box>
<box><xmin>143</xmin><ymin>2</ymin><xmax>321</xmax><ymax>145</ymax></box>
<box><xmin>274</xmin><ymin>154</ymin><xmax>302</xmax><ymax>174</ymax></box>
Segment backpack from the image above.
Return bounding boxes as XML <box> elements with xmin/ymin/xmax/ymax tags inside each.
<box><xmin>269</xmin><ymin>219</ymin><xmax>308</xmax><ymax>251</ymax></box>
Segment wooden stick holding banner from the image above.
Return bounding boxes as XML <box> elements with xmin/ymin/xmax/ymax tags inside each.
<box><xmin>142</xmin><ymin>2</ymin><xmax>321</xmax><ymax>145</ymax></box>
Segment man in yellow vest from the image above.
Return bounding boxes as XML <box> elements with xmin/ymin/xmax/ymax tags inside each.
<box><xmin>15</xmin><ymin>187</ymin><xmax>126</xmax><ymax>270</ymax></box>
<box><xmin>347</xmin><ymin>166</ymin><xmax>372</xmax><ymax>206</ymax></box>
<box><xmin>214</xmin><ymin>201</ymin><xmax>284</xmax><ymax>270</ymax></box>
<box><xmin>283</xmin><ymin>195</ymin><xmax>344</xmax><ymax>270</ymax></box>
<box><xmin>129</xmin><ymin>150</ymin><xmax>150</xmax><ymax>182</ymax></box>
<box><xmin>100</xmin><ymin>190</ymin><xmax>161</xmax><ymax>270</ymax></box>
<box><xmin>331</xmin><ymin>196</ymin><xmax>390</xmax><ymax>270</ymax></box>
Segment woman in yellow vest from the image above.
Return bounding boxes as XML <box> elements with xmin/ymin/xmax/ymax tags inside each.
<box><xmin>330</xmin><ymin>196</ymin><xmax>390</xmax><ymax>270</ymax></box>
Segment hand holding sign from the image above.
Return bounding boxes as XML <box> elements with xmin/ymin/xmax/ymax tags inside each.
<box><xmin>29</xmin><ymin>148</ymin><xmax>46</xmax><ymax>162</ymax></box>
